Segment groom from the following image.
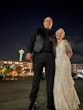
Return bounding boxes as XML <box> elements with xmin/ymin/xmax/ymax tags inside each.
<box><xmin>26</xmin><ymin>16</ymin><xmax>56</xmax><ymax>110</ymax></box>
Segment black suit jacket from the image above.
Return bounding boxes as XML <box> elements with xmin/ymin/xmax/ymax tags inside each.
<box><xmin>27</xmin><ymin>27</ymin><xmax>56</xmax><ymax>57</ymax></box>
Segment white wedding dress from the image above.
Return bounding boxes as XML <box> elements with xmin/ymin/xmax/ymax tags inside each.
<box><xmin>53</xmin><ymin>40</ymin><xmax>80</xmax><ymax>110</ymax></box>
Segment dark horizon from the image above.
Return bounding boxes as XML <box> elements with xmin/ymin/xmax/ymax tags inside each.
<box><xmin>0</xmin><ymin>1</ymin><xmax>83</xmax><ymax>63</ymax></box>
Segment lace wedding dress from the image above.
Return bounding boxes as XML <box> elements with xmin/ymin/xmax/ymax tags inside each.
<box><xmin>53</xmin><ymin>40</ymin><xmax>80</xmax><ymax>110</ymax></box>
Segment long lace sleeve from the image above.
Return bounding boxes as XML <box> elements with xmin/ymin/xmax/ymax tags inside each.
<box><xmin>64</xmin><ymin>40</ymin><xmax>73</xmax><ymax>58</ymax></box>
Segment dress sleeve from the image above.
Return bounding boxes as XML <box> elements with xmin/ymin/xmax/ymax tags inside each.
<box><xmin>64</xmin><ymin>40</ymin><xmax>73</xmax><ymax>55</ymax></box>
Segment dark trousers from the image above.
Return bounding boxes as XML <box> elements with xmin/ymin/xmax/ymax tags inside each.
<box><xmin>29</xmin><ymin>52</ymin><xmax>55</xmax><ymax>108</ymax></box>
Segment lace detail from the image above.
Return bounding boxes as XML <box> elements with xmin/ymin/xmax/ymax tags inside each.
<box><xmin>53</xmin><ymin>40</ymin><xmax>80</xmax><ymax>110</ymax></box>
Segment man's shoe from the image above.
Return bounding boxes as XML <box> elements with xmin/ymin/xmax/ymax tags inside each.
<box><xmin>28</xmin><ymin>102</ymin><xmax>37</xmax><ymax>110</ymax></box>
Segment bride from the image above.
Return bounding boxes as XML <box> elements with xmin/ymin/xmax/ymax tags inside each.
<box><xmin>53</xmin><ymin>28</ymin><xmax>80</xmax><ymax>110</ymax></box>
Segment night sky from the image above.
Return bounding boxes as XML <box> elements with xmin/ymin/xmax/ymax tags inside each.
<box><xmin>0</xmin><ymin>1</ymin><xmax>83</xmax><ymax>63</ymax></box>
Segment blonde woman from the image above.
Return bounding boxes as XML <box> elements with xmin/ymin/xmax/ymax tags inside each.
<box><xmin>53</xmin><ymin>28</ymin><xmax>80</xmax><ymax>110</ymax></box>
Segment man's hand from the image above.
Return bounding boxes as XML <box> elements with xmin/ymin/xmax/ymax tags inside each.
<box><xmin>26</xmin><ymin>53</ymin><xmax>33</xmax><ymax>60</ymax></box>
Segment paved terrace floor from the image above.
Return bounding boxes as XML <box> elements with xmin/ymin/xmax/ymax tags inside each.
<box><xmin>0</xmin><ymin>77</ymin><xmax>83</xmax><ymax>110</ymax></box>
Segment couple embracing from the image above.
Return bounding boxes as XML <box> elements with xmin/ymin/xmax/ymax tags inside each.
<box><xmin>26</xmin><ymin>16</ymin><xmax>80</xmax><ymax>110</ymax></box>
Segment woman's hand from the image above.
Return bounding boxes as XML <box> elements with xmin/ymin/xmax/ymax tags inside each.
<box><xmin>67</xmin><ymin>51</ymin><xmax>73</xmax><ymax>58</ymax></box>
